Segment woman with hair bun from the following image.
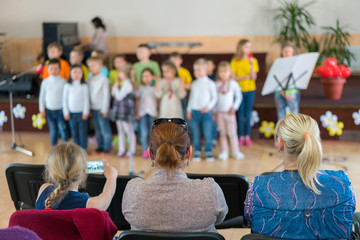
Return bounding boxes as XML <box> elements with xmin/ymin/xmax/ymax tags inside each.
<box><xmin>245</xmin><ymin>113</ymin><xmax>355</xmax><ymax>239</ymax></box>
<box><xmin>122</xmin><ymin>118</ymin><xmax>228</xmax><ymax>232</ymax></box>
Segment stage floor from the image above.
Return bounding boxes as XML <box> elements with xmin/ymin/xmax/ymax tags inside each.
<box><xmin>0</xmin><ymin>133</ymin><xmax>360</xmax><ymax>239</ymax></box>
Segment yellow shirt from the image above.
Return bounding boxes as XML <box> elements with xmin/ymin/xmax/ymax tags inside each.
<box><xmin>230</xmin><ymin>58</ymin><xmax>259</xmax><ymax>92</ymax></box>
<box><xmin>178</xmin><ymin>67</ymin><xmax>192</xmax><ymax>84</ymax></box>
<box><xmin>109</xmin><ymin>69</ymin><xmax>120</xmax><ymax>85</ymax></box>
<box><xmin>82</xmin><ymin>64</ymin><xmax>89</xmax><ymax>80</ymax></box>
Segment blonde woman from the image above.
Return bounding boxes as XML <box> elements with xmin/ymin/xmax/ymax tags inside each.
<box><xmin>35</xmin><ymin>142</ymin><xmax>117</xmax><ymax>211</ymax></box>
<box><xmin>244</xmin><ymin>114</ymin><xmax>355</xmax><ymax>239</ymax></box>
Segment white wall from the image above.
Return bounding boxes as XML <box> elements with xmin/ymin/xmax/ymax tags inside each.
<box><xmin>0</xmin><ymin>0</ymin><xmax>359</xmax><ymax>37</ymax></box>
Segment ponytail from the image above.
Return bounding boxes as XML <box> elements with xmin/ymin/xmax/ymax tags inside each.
<box><xmin>155</xmin><ymin>142</ymin><xmax>182</xmax><ymax>176</ymax></box>
<box><xmin>275</xmin><ymin>114</ymin><xmax>323</xmax><ymax>194</ymax></box>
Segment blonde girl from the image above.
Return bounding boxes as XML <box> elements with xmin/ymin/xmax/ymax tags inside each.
<box><xmin>35</xmin><ymin>142</ymin><xmax>117</xmax><ymax>210</ymax></box>
<box><xmin>215</xmin><ymin>61</ymin><xmax>244</xmax><ymax>161</ymax></box>
<box><xmin>231</xmin><ymin>39</ymin><xmax>259</xmax><ymax>147</ymax></box>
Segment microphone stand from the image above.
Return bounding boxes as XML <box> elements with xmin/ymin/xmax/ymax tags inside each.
<box><xmin>0</xmin><ymin>66</ymin><xmax>36</xmax><ymax>156</ymax></box>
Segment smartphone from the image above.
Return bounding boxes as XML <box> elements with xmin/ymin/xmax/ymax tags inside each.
<box><xmin>86</xmin><ymin>160</ymin><xmax>104</xmax><ymax>174</ymax></box>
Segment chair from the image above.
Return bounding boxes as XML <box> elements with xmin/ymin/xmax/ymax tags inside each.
<box><xmin>240</xmin><ymin>234</ymin><xmax>346</xmax><ymax>240</ymax></box>
<box><xmin>117</xmin><ymin>231</ymin><xmax>225</xmax><ymax>240</ymax></box>
<box><xmin>6</xmin><ymin>163</ymin><xmax>138</xmax><ymax>230</ymax></box>
<box><xmin>8</xmin><ymin>208</ymin><xmax>117</xmax><ymax>240</ymax></box>
<box><xmin>187</xmin><ymin>173</ymin><xmax>249</xmax><ymax>229</ymax></box>
<box><xmin>0</xmin><ymin>226</ymin><xmax>42</xmax><ymax>240</ymax></box>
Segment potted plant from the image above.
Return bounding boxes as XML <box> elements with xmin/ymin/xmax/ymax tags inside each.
<box><xmin>273</xmin><ymin>0</ymin><xmax>316</xmax><ymax>49</ymax></box>
<box><xmin>318</xmin><ymin>58</ymin><xmax>351</xmax><ymax>100</ymax></box>
<box><xmin>317</xmin><ymin>20</ymin><xmax>354</xmax><ymax>100</ymax></box>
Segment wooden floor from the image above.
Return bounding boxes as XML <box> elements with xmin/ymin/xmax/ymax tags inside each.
<box><xmin>1</xmin><ymin>132</ymin><xmax>360</xmax><ymax>239</ymax></box>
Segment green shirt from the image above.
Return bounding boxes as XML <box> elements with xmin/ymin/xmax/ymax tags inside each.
<box><xmin>133</xmin><ymin>60</ymin><xmax>161</xmax><ymax>84</ymax></box>
<box><xmin>109</xmin><ymin>69</ymin><xmax>120</xmax><ymax>85</ymax></box>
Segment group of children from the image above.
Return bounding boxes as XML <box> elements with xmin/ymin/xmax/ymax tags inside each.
<box><xmin>38</xmin><ymin>39</ymin><xmax>300</xmax><ymax>162</ymax></box>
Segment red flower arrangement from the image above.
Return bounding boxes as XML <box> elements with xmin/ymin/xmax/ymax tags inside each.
<box><xmin>317</xmin><ymin>58</ymin><xmax>351</xmax><ymax>78</ymax></box>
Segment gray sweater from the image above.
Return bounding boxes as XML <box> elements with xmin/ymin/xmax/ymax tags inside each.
<box><xmin>122</xmin><ymin>169</ymin><xmax>228</xmax><ymax>233</ymax></box>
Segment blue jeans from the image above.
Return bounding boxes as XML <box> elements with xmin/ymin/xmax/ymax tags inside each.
<box><xmin>69</xmin><ymin>113</ymin><xmax>88</xmax><ymax>150</ymax></box>
<box><xmin>274</xmin><ymin>92</ymin><xmax>299</xmax><ymax>121</ymax></box>
<box><xmin>191</xmin><ymin>110</ymin><xmax>213</xmax><ymax>155</ymax></box>
<box><xmin>46</xmin><ymin>109</ymin><xmax>69</xmax><ymax>146</ymax></box>
<box><xmin>139</xmin><ymin>114</ymin><xmax>155</xmax><ymax>150</ymax></box>
<box><xmin>91</xmin><ymin>110</ymin><xmax>112</xmax><ymax>150</ymax></box>
<box><xmin>237</xmin><ymin>90</ymin><xmax>255</xmax><ymax>137</ymax></box>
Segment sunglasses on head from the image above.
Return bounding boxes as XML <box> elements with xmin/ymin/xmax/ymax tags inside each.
<box><xmin>152</xmin><ymin>118</ymin><xmax>188</xmax><ymax>130</ymax></box>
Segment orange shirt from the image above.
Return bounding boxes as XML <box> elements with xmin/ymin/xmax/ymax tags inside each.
<box><xmin>43</xmin><ymin>58</ymin><xmax>71</xmax><ymax>80</ymax></box>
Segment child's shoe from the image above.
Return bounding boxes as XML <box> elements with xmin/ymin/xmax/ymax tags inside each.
<box><xmin>117</xmin><ymin>151</ymin><xmax>126</xmax><ymax>158</ymax></box>
<box><xmin>142</xmin><ymin>150</ymin><xmax>149</xmax><ymax>159</ymax></box>
<box><xmin>192</xmin><ymin>152</ymin><xmax>201</xmax><ymax>162</ymax></box>
<box><xmin>218</xmin><ymin>151</ymin><xmax>229</xmax><ymax>161</ymax></box>
<box><xmin>239</xmin><ymin>137</ymin><xmax>244</xmax><ymax>146</ymax></box>
<box><xmin>245</xmin><ymin>137</ymin><xmax>253</xmax><ymax>147</ymax></box>
<box><xmin>92</xmin><ymin>148</ymin><xmax>103</xmax><ymax>155</ymax></box>
<box><xmin>205</xmin><ymin>152</ymin><xmax>214</xmax><ymax>162</ymax></box>
<box><xmin>101</xmin><ymin>148</ymin><xmax>113</xmax><ymax>156</ymax></box>
<box><xmin>233</xmin><ymin>151</ymin><xmax>245</xmax><ymax>160</ymax></box>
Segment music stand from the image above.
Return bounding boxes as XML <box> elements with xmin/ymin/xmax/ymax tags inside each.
<box><xmin>0</xmin><ymin>68</ymin><xmax>36</xmax><ymax>156</ymax></box>
<box><xmin>261</xmin><ymin>52</ymin><xmax>319</xmax><ymax>96</ymax></box>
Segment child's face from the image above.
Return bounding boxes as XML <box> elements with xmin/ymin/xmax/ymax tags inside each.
<box><xmin>48</xmin><ymin>47</ymin><xmax>62</xmax><ymax>59</ymax></box>
<box><xmin>48</xmin><ymin>63</ymin><xmax>60</xmax><ymax>76</ymax></box>
<box><xmin>70</xmin><ymin>67</ymin><xmax>83</xmax><ymax>81</ymax></box>
<box><xmin>170</xmin><ymin>56</ymin><xmax>182</xmax><ymax>69</ymax></box>
<box><xmin>114</xmin><ymin>57</ymin><xmax>126</xmax><ymax>70</ymax></box>
<box><xmin>88</xmin><ymin>61</ymin><xmax>102</xmax><ymax>75</ymax></box>
<box><xmin>91</xmin><ymin>51</ymin><xmax>98</xmax><ymax>57</ymax></box>
<box><xmin>193</xmin><ymin>64</ymin><xmax>208</xmax><ymax>78</ymax></box>
<box><xmin>282</xmin><ymin>46</ymin><xmax>295</xmax><ymax>58</ymax></box>
<box><xmin>218</xmin><ymin>66</ymin><xmax>231</xmax><ymax>82</ymax></box>
<box><xmin>141</xmin><ymin>71</ymin><xmax>153</xmax><ymax>85</ymax></box>
<box><xmin>162</xmin><ymin>65</ymin><xmax>176</xmax><ymax>80</ymax></box>
<box><xmin>242</xmin><ymin>42</ymin><xmax>252</xmax><ymax>56</ymax></box>
<box><xmin>136</xmin><ymin>47</ymin><xmax>151</xmax><ymax>61</ymax></box>
<box><xmin>207</xmin><ymin>61</ymin><xmax>216</xmax><ymax>74</ymax></box>
<box><xmin>69</xmin><ymin>52</ymin><xmax>83</xmax><ymax>65</ymax></box>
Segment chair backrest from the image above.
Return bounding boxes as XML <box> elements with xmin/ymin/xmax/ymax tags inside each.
<box><xmin>187</xmin><ymin>173</ymin><xmax>249</xmax><ymax>228</ymax></box>
<box><xmin>85</xmin><ymin>174</ymin><xmax>138</xmax><ymax>230</ymax></box>
<box><xmin>6</xmin><ymin>163</ymin><xmax>137</xmax><ymax>230</ymax></box>
<box><xmin>5</xmin><ymin>163</ymin><xmax>45</xmax><ymax>210</ymax></box>
<box><xmin>118</xmin><ymin>231</ymin><xmax>225</xmax><ymax>240</ymax></box>
<box><xmin>9</xmin><ymin>209</ymin><xmax>118</xmax><ymax>240</ymax></box>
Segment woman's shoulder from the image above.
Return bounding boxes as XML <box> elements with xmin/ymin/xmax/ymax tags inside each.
<box><xmin>318</xmin><ymin>170</ymin><xmax>352</xmax><ymax>186</ymax></box>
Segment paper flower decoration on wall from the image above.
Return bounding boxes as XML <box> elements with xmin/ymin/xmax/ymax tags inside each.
<box><xmin>320</xmin><ymin>111</ymin><xmax>337</xmax><ymax>128</ymax></box>
<box><xmin>353</xmin><ymin>110</ymin><xmax>360</xmax><ymax>125</ymax></box>
<box><xmin>32</xmin><ymin>113</ymin><xmax>46</xmax><ymax>130</ymax></box>
<box><xmin>0</xmin><ymin>111</ymin><xmax>8</xmax><ymax>127</ymax></box>
<box><xmin>250</xmin><ymin>110</ymin><xmax>260</xmax><ymax>127</ymax></box>
<box><xmin>327</xmin><ymin>121</ymin><xmax>344</xmax><ymax>136</ymax></box>
<box><xmin>12</xmin><ymin>104</ymin><xmax>26</xmax><ymax>119</ymax></box>
<box><xmin>259</xmin><ymin>121</ymin><xmax>275</xmax><ymax>138</ymax></box>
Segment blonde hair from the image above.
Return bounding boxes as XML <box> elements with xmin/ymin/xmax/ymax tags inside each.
<box><xmin>274</xmin><ymin>113</ymin><xmax>323</xmax><ymax>194</ymax></box>
<box><xmin>216</xmin><ymin>61</ymin><xmax>231</xmax><ymax>81</ymax></box>
<box><xmin>87</xmin><ymin>56</ymin><xmax>103</xmax><ymax>65</ymax></box>
<box><xmin>71</xmin><ymin>47</ymin><xmax>84</xmax><ymax>58</ymax></box>
<box><xmin>233</xmin><ymin>39</ymin><xmax>250</xmax><ymax>60</ymax></box>
<box><xmin>44</xmin><ymin>142</ymin><xmax>87</xmax><ymax>208</ymax></box>
<box><xmin>47</xmin><ymin>42</ymin><xmax>62</xmax><ymax>51</ymax></box>
<box><xmin>193</xmin><ymin>58</ymin><xmax>208</xmax><ymax>68</ymax></box>
<box><xmin>149</xmin><ymin>122</ymin><xmax>190</xmax><ymax>177</ymax></box>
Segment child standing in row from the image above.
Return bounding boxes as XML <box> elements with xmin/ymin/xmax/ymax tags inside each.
<box><xmin>169</xmin><ymin>52</ymin><xmax>192</xmax><ymax>90</ymax></box>
<box><xmin>63</xmin><ymin>65</ymin><xmax>90</xmax><ymax>150</ymax></box>
<box><xmin>111</xmin><ymin>64</ymin><xmax>136</xmax><ymax>157</ymax></box>
<box><xmin>231</xmin><ymin>39</ymin><xmax>259</xmax><ymax>147</ymax></box>
<box><xmin>39</xmin><ymin>59</ymin><xmax>69</xmax><ymax>146</ymax></box>
<box><xmin>89</xmin><ymin>50</ymin><xmax>109</xmax><ymax>77</ymax></box>
<box><xmin>187</xmin><ymin>58</ymin><xmax>217</xmax><ymax>161</ymax></box>
<box><xmin>215</xmin><ymin>61</ymin><xmax>244</xmax><ymax>161</ymax></box>
<box><xmin>43</xmin><ymin>42</ymin><xmax>71</xmax><ymax>80</ymax></box>
<box><xmin>274</xmin><ymin>42</ymin><xmax>299</xmax><ymax>120</ymax></box>
<box><xmin>135</xmin><ymin>68</ymin><xmax>157</xmax><ymax>158</ymax></box>
<box><xmin>87</xmin><ymin>57</ymin><xmax>112</xmax><ymax>155</ymax></box>
<box><xmin>69</xmin><ymin>48</ymin><xmax>89</xmax><ymax>80</ymax></box>
<box><xmin>109</xmin><ymin>54</ymin><xmax>127</xmax><ymax>86</ymax></box>
<box><xmin>133</xmin><ymin>44</ymin><xmax>161</xmax><ymax>86</ymax></box>
<box><xmin>155</xmin><ymin>61</ymin><xmax>186</xmax><ymax>118</ymax></box>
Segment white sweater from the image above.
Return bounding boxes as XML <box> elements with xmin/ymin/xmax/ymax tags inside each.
<box><xmin>62</xmin><ymin>81</ymin><xmax>90</xmax><ymax>116</ymax></box>
<box><xmin>87</xmin><ymin>73</ymin><xmax>110</xmax><ymax>113</ymax></box>
<box><xmin>39</xmin><ymin>75</ymin><xmax>66</xmax><ymax>112</ymax></box>
<box><xmin>215</xmin><ymin>80</ymin><xmax>242</xmax><ymax>112</ymax></box>
<box><xmin>187</xmin><ymin>76</ymin><xmax>217</xmax><ymax>112</ymax></box>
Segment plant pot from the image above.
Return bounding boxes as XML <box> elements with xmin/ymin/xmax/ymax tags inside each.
<box><xmin>320</xmin><ymin>77</ymin><xmax>346</xmax><ymax>100</ymax></box>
